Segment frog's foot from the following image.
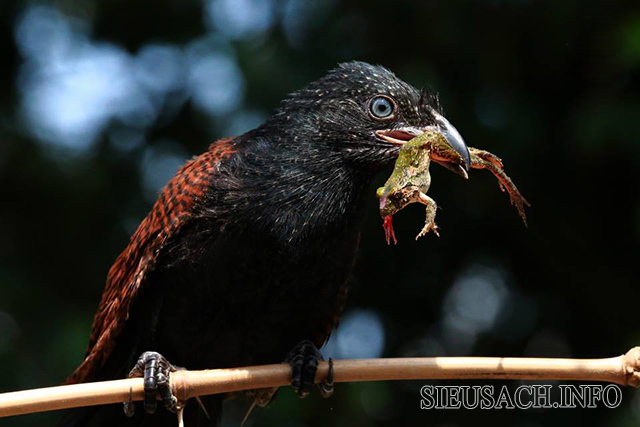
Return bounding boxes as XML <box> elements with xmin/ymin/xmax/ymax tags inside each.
<box><xmin>468</xmin><ymin>147</ymin><xmax>531</xmax><ymax>226</ymax></box>
<box><xmin>382</xmin><ymin>215</ymin><xmax>397</xmax><ymax>245</ymax></box>
<box><xmin>417</xmin><ymin>218</ymin><xmax>439</xmax><ymax>239</ymax></box>
<box><xmin>416</xmin><ymin>193</ymin><xmax>439</xmax><ymax>239</ymax></box>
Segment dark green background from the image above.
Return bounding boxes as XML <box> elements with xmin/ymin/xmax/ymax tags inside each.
<box><xmin>1</xmin><ymin>0</ymin><xmax>638</xmax><ymax>425</ymax></box>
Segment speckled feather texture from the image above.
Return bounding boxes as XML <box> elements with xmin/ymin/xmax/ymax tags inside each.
<box><xmin>62</xmin><ymin>61</ymin><xmax>446</xmax><ymax>426</ymax></box>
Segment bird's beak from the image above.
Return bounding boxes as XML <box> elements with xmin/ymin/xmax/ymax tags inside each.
<box><xmin>374</xmin><ymin>114</ymin><xmax>471</xmax><ymax>179</ymax></box>
<box><xmin>433</xmin><ymin>114</ymin><xmax>470</xmax><ymax>170</ymax></box>
<box><xmin>430</xmin><ymin>113</ymin><xmax>471</xmax><ymax>179</ymax></box>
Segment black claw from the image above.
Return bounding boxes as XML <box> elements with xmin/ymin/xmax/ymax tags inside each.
<box><xmin>286</xmin><ymin>340</ymin><xmax>333</xmax><ymax>399</ymax></box>
<box><xmin>319</xmin><ymin>358</ymin><xmax>334</xmax><ymax>398</ymax></box>
<box><xmin>123</xmin><ymin>351</ymin><xmax>178</xmax><ymax>417</ymax></box>
<box><xmin>289</xmin><ymin>355</ymin><xmax>304</xmax><ymax>391</ymax></box>
<box><xmin>158</xmin><ymin>371</ymin><xmax>178</xmax><ymax>412</ymax></box>
<box><xmin>123</xmin><ymin>387</ymin><xmax>135</xmax><ymax>417</ymax></box>
<box><xmin>300</xmin><ymin>353</ymin><xmax>318</xmax><ymax>397</ymax></box>
<box><xmin>143</xmin><ymin>375</ymin><xmax>158</xmax><ymax>413</ymax></box>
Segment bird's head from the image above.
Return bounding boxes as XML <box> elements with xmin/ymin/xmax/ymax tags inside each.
<box><xmin>265</xmin><ymin>61</ymin><xmax>469</xmax><ymax>173</ymax></box>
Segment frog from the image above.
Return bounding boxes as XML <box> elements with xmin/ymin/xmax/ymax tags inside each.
<box><xmin>377</xmin><ymin>130</ymin><xmax>530</xmax><ymax>244</ymax></box>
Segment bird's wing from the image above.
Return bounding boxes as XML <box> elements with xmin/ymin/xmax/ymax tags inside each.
<box><xmin>311</xmin><ymin>235</ymin><xmax>360</xmax><ymax>349</ymax></box>
<box><xmin>68</xmin><ymin>138</ymin><xmax>236</xmax><ymax>384</ymax></box>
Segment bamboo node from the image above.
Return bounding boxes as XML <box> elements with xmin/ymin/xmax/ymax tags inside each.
<box><xmin>623</xmin><ymin>347</ymin><xmax>640</xmax><ymax>387</ymax></box>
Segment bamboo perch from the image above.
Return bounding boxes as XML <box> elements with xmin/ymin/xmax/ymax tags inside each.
<box><xmin>1</xmin><ymin>347</ymin><xmax>638</xmax><ymax>418</ymax></box>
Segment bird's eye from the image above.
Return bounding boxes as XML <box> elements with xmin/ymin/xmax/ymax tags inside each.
<box><xmin>368</xmin><ymin>96</ymin><xmax>395</xmax><ymax>120</ymax></box>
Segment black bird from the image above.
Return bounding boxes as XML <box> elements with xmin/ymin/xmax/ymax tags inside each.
<box><xmin>61</xmin><ymin>61</ymin><xmax>470</xmax><ymax>426</ymax></box>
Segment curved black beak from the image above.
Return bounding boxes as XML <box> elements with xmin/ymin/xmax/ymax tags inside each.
<box><xmin>374</xmin><ymin>114</ymin><xmax>471</xmax><ymax>177</ymax></box>
<box><xmin>434</xmin><ymin>113</ymin><xmax>470</xmax><ymax>171</ymax></box>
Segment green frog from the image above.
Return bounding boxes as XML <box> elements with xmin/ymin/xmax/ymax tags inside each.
<box><xmin>377</xmin><ymin>130</ymin><xmax>530</xmax><ymax>244</ymax></box>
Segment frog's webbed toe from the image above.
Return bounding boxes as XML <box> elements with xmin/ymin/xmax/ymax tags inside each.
<box><xmin>415</xmin><ymin>193</ymin><xmax>439</xmax><ymax>239</ymax></box>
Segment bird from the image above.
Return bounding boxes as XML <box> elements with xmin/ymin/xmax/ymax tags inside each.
<box><xmin>60</xmin><ymin>61</ymin><xmax>470</xmax><ymax>426</ymax></box>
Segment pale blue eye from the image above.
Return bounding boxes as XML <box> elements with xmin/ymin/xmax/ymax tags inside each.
<box><xmin>369</xmin><ymin>96</ymin><xmax>395</xmax><ymax>119</ymax></box>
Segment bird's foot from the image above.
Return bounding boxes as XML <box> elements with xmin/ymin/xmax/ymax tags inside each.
<box><xmin>286</xmin><ymin>340</ymin><xmax>334</xmax><ymax>398</ymax></box>
<box><xmin>123</xmin><ymin>351</ymin><xmax>180</xmax><ymax>417</ymax></box>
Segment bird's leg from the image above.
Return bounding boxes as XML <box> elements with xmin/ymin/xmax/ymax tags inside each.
<box><xmin>468</xmin><ymin>147</ymin><xmax>531</xmax><ymax>226</ymax></box>
<box><xmin>123</xmin><ymin>351</ymin><xmax>179</xmax><ymax>417</ymax></box>
<box><xmin>286</xmin><ymin>340</ymin><xmax>334</xmax><ymax>398</ymax></box>
<box><xmin>415</xmin><ymin>192</ymin><xmax>439</xmax><ymax>239</ymax></box>
<box><xmin>241</xmin><ymin>346</ymin><xmax>333</xmax><ymax>425</ymax></box>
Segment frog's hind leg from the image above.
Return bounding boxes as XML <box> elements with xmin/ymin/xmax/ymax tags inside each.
<box><xmin>416</xmin><ymin>193</ymin><xmax>440</xmax><ymax>239</ymax></box>
<box><xmin>468</xmin><ymin>148</ymin><xmax>531</xmax><ymax>226</ymax></box>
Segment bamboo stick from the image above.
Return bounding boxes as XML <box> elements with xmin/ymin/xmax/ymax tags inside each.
<box><xmin>1</xmin><ymin>347</ymin><xmax>638</xmax><ymax>418</ymax></box>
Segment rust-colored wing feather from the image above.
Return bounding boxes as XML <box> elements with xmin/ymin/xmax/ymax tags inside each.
<box><xmin>68</xmin><ymin>139</ymin><xmax>235</xmax><ymax>384</ymax></box>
